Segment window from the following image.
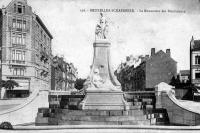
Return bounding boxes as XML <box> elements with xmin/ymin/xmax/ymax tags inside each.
<box><xmin>12</xmin><ymin>18</ymin><xmax>26</xmax><ymax>30</ymax></box>
<box><xmin>12</xmin><ymin>50</ymin><xmax>15</xmax><ymax>60</ymax></box>
<box><xmin>195</xmin><ymin>56</ymin><xmax>200</xmax><ymax>65</ymax></box>
<box><xmin>13</xmin><ymin>68</ymin><xmax>25</xmax><ymax>76</ymax></box>
<box><xmin>23</xmin><ymin>5</ymin><xmax>25</xmax><ymax>13</ymax></box>
<box><xmin>12</xmin><ymin>33</ymin><xmax>16</xmax><ymax>44</ymax></box>
<box><xmin>44</xmin><ymin>35</ymin><xmax>46</xmax><ymax>45</ymax></box>
<box><xmin>20</xmin><ymin>68</ymin><xmax>25</xmax><ymax>75</ymax></box>
<box><xmin>17</xmin><ymin>4</ymin><xmax>22</xmax><ymax>13</ymax></box>
<box><xmin>14</xmin><ymin>4</ymin><xmax>16</xmax><ymax>13</ymax></box>
<box><xmin>13</xmin><ymin>68</ymin><xmax>17</xmax><ymax>75</ymax></box>
<box><xmin>22</xmin><ymin>51</ymin><xmax>25</xmax><ymax>61</ymax></box>
<box><xmin>17</xmin><ymin>20</ymin><xmax>22</xmax><ymax>29</ymax></box>
<box><xmin>22</xmin><ymin>34</ymin><xmax>26</xmax><ymax>45</ymax></box>
<box><xmin>36</xmin><ymin>24</ymin><xmax>39</xmax><ymax>32</ymax></box>
<box><xmin>12</xmin><ymin>33</ymin><xmax>26</xmax><ymax>45</ymax></box>
<box><xmin>23</xmin><ymin>18</ymin><xmax>26</xmax><ymax>29</ymax></box>
<box><xmin>16</xmin><ymin>34</ymin><xmax>22</xmax><ymax>44</ymax></box>
<box><xmin>40</xmin><ymin>30</ymin><xmax>43</xmax><ymax>39</ymax></box>
<box><xmin>47</xmin><ymin>38</ymin><xmax>50</xmax><ymax>46</ymax></box>
<box><xmin>12</xmin><ymin>50</ymin><xmax>25</xmax><ymax>62</ymax></box>
<box><xmin>12</xmin><ymin>18</ymin><xmax>16</xmax><ymax>28</ymax></box>
<box><xmin>195</xmin><ymin>72</ymin><xmax>200</xmax><ymax>79</ymax></box>
<box><xmin>16</xmin><ymin>50</ymin><xmax>21</xmax><ymax>60</ymax></box>
<box><xmin>14</xmin><ymin>3</ymin><xmax>25</xmax><ymax>14</ymax></box>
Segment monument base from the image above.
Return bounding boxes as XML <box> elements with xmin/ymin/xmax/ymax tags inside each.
<box><xmin>79</xmin><ymin>90</ymin><xmax>129</xmax><ymax>110</ymax></box>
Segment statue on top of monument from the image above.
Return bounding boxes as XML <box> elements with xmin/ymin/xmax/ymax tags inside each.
<box><xmin>95</xmin><ymin>12</ymin><xmax>109</xmax><ymax>40</ymax></box>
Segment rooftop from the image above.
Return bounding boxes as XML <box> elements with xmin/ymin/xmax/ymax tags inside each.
<box><xmin>179</xmin><ymin>70</ymin><xmax>190</xmax><ymax>76</ymax></box>
<box><xmin>191</xmin><ymin>36</ymin><xmax>200</xmax><ymax>51</ymax></box>
<box><xmin>35</xmin><ymin>14</ymin><xmax>53</xmax><ymax>39</ymax></box>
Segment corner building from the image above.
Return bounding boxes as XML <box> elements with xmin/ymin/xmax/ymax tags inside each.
<box><xmin>0</xmin><ymin>0</ymin><xmax>53</xmax><ymax>94</ymax></box>
<box><xmin>190</xmin><ymin>36</ymin><xmax>200</xmax><ymax>86</ymax></box>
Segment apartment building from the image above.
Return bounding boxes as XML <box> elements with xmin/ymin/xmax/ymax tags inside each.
<box><xmin>0</xmin><ymin>0</ymin><xmax>53</xmax><ymax>95</ymax></box>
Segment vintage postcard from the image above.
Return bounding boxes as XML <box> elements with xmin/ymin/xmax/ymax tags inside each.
<box><xmin>0</xmin><ymin>0</ymin><xmax>199</xmax><ymax>132</ymax></box>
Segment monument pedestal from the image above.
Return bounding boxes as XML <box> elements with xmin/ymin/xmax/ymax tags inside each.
<box><xmin>79</xmin><ymin>90</ymin><xmax>129</xmax><ymax>110</ymax></box>
<box><xmin>79</xmin><ymin>13</ymin><xmax>129</xmax><ymax>111</ymax></box>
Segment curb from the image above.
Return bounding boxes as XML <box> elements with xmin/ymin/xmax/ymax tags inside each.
<box><xmin>12</xmin><ymin>125</ymin><xmax>200</xmax><ymax>130</ymax></box>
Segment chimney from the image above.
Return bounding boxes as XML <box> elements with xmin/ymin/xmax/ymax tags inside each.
<box><xmin>126</xmin><ymin>56</ymin><xmax>130</xmax><ymax>62</ymax></box>
<box><xmin>140</xmin><ymin>57</ymin><xmax>145</xmax><ymax>62</ymax></box>
<box><xmin>151</xmin><ymin>48</ymin><xmax>155</xmax><ymax>56</ymax></box>
<box><xmin>166</xmin><ymin>49</ymin><xmax>171</xmax><ymax>57</ymax></box>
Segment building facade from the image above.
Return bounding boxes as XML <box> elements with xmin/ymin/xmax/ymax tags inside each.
<box><xmin>190</xmin><ymin>36</ymin><xmax>200</xmax><ymax>86</ymax></box>
<box><xmin>0</xmin><ymin>0</ymin><xmax>53</xmax><ymax>94</ymax></box>
<box><xmin>115</xmin><ymin>48</ymin><xmax>177</xmax><ymax>91</ymax></box>
<box><xmin>179</xmin><ymin>70</ymin><xmax>190</xmax><ymax>83</ymax></box>
<box><xmin>51</xmin><ymin>56</ymin><xmax>77</xmax><ymax>92</ymax></box>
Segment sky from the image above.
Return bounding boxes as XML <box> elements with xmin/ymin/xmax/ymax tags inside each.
<box><xmin>1</xmin><ymin>0</ymin><xmax>200</xmax><ymax>78</ymax></box>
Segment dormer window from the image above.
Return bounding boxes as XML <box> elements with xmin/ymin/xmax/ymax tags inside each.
<box><xmin>14</xmin><ymin>3</ymin><xmax>25</xmax><ymax>14</ymax></box>
<box><xmin>17</xmin><ymin>4</ymin><xmax>22</xmax><ymax>13</ymax></box>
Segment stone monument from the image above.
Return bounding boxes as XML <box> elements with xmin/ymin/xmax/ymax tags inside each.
<box><xmin>79</xmin><ymin>13</ymin><xmax>129</xmax><ymax>110</ymax></box>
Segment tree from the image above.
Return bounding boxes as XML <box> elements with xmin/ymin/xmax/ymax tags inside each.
<box><xmin>3</xmin><ymin>80</ymin><xmax>19</xmax><ymax>90</ymax></box>
<box><xmin>75</xmin><ymin>78</ymin><xmax>86</xmax><ymax>90</ymax></box>
<box><xmin>0</xmin><ymin>80</ymin><xmax>19</xmax><ymax>99</ymax></box>
<box><xmin>169</xmin><ymin>76</ymin><xmax>177</xmax><ymax>86</ymax></box>
<box><xmin>0</xmin><ymin>80</ymin><xmax>6</xmax><ymax>87</ymax></box>
<box><xmin>170</xmin><ymin>75</ymin><xmax>192</xmax><ymax>89</ymax></box>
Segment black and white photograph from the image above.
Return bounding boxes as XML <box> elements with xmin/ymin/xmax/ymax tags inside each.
<box><xmin>0</xmin><ymin>0</ymin><xmax>200</xmax><ymax>132</ymax></box>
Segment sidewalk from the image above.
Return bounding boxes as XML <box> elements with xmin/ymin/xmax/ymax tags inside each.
<box><xmin>0</xmin><ymin>125</ymin><xmax>200</xmax><ymax>133</ymax></box>
<box><xmin>13</xmin><ymin>125</ymin><xmax>200</xmax><ymax>130</ymax></box>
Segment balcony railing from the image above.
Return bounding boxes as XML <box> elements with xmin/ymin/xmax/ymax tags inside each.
<box><xmin>16</xmin><ymin>28</ymin><xmax>22</xmax><ymax>32</ymax></box>
<box><xmin>10</xmin><ymin>60</ymin><xmax>26</xmax><ymax>65</ymax></box>
<box><xmin>12</xmin><ymin>44</ymin><xmax>26</xmax><ymax>49</ymax></box>
<box><xmin>9</xmin><ymin>26</ymin><xmax>30</xmax><ymax>33</ymax></box>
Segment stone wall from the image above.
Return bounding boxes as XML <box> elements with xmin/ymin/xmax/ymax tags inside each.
<box><xmin>161</xmin><ymin>92</ymin><xmax>200</xmax><ymax>125</ymax></box>
<box><xmin>155</xmin><ymin>82</ymin><xmax>200</xmax><ymax>126</ymax></box>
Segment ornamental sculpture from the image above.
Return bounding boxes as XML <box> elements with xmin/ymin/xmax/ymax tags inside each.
<box><xmin>95</xmin><ymin>12</ymin><xmax>109</xmax><ymax>40</ymax></box>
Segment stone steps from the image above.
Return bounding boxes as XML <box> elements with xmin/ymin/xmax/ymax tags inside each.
<box><xmin>51</xmin><ymin>109</ymin><xmax>149</xmax><ymax>125</ymax></box>
<box><xmin>56</xmin><ymin>115</ymin><xmax>147</xmax><ymax>122</ymax></box>
<box><xmin>58</xmin><ymin>120</ymin><xmax>119</xmax><ymax>125</ymax></box>
<box><xmin>36</xmin><ymin>107</ymin><xmax>151</xmax><ymax>126</ymax></box>
<box><xmin>57</xmin><ymin>120</ymin><xmax>150</xmax><ymax>125</ymax></box>
<box><xmin>57</xmin><ymin>109</ymin><xmax>144</xmax><ymax>116</ymax></box>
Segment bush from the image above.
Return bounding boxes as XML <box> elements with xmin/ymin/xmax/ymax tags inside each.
<box><xmin>0</xmin><ymin>122</ymin><xmax>13</xmax><ymax>130</ymax></box>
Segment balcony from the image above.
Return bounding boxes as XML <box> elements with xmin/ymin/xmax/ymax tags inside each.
<box><xmin>192</xmin><ymin>79</ymin><xmax>200</xmax><ymax>84</ymax></box>
<box><xmin>12</xmin><ymin>60</ymin><xmax>25</xmax><ymax>64</ymax></box>
<box><xmin>12</xmin><ymin>44</ymin><xmax>26</xmax><ymax>49</ymax></box>
<box><xmin>16</xmin><ymin>28</ymin><xmax>22</xmax><ymax>32</ymax></box>
<box><xmin>9</xmin><ymin>26</ymin><xmax>30</xmax><ymax>33</ymax></box>
<box><xmin>9</xmin><ymin>60</ymin><xmax>26</xmax><ymax>66</ymax></box>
